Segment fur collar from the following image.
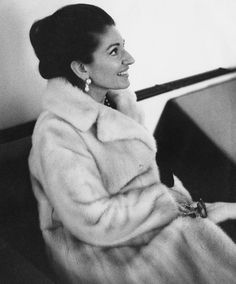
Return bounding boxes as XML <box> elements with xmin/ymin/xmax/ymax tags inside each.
<box><xmin>43</xmin><ymin>78</ymin><xmax>156</xmax><ymax>151</ymax></box>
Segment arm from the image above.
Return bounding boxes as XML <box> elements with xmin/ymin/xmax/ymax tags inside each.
<box><xmin>169</xmin><ymin>176</ymin><xmax>236</xmax><ymax>223</ymax></box>
<box><xmin>38</xmin><ymin>126</ymin><xmax>179</xmax><ymax>247</ymax></box>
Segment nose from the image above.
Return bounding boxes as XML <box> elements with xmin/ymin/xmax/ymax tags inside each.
<box><xmin>122</xmin><ymin>50</ymin><xmax>135</xmax><ymax>65</ymax></box>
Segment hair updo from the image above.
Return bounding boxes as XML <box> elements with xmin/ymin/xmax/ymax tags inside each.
<box><xmin>29</xmin><ymin>4</ymin><xmax>115</xmax><ymax>89</ymax></box>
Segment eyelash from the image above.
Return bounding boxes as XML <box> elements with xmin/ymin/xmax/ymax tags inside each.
<box><xmin>110</xmin><ymin>47</ymin><xmax>119</xmax><ymax>56</ymax></box>
<box><xmin>109</xmin><ymin>42</ymin><xmax>125</xmax><ymax>56</ymax></box>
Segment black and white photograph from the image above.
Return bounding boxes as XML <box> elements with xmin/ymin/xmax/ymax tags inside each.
<box><xmin>1</xmin><ymin>0</ymin><xmax>236</xmax><ymax>283</ymax></box>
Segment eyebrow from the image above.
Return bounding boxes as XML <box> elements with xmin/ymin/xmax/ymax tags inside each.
<box><xmin>106</xmin><ymin>43</ymin><xmax>120</xmax><ymax>51</ymax></box>
<box><xmin>106</xmin><ymin>40</ymin><xmax>125</xmax><ymax>51</ymax></box>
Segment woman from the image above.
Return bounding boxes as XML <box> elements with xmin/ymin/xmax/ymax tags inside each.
<box><xmin>29</xmin><ymin>4</ymin><xmax>236</xmax><ymax>284</ymax></box>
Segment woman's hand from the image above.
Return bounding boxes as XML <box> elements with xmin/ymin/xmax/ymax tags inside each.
<box><xmin>205</xmin><ymin>202</ymin><xmax>236</xmax><ymax>224</ymax></box>
<box><xmin>169</xmin><ymin>188</ymin><xmax>192</xmax><ymax>206</ymax></box>
<box><xmin>168</xmin><ymin>188</ymin><xmax>194</xmax><ymax>217</ymax></box>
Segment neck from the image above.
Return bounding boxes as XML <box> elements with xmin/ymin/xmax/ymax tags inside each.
<box><xmin>88</xmin><ymin>85</ymin><xmax>107</xmax><ymax>104</ymax></box>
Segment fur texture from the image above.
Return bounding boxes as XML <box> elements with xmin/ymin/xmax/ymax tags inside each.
<box><xmin>29</xmin><ymin>78</ymin><xmax>236</xmax><ymax>283</ymax></box>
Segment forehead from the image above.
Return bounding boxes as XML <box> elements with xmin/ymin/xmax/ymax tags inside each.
<box><xmin>95</xmin><ymin>25</ymin><xmax>123</xmax><ymax>51</ymax></box>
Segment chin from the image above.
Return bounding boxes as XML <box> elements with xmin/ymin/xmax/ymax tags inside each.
<box><xmin>119</xmin><ymin>81</ymin><xmax>130</xmax><ymax>89</ymax></box>
<box><xmin>108</xmin><ymin>79</ymin><xmax>130</xmax><ymax>90</ymax></box>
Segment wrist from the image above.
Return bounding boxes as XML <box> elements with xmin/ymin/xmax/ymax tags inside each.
<box><xmin>179</xmin><ymin>199</ymin><xmax>207</xmax><ymax>218</ymax></box>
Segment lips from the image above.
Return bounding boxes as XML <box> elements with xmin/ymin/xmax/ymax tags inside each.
<box><xmin>117</xmin><ymin>69</ymin><xmax>129</xmax><ymax>76</ymax></box>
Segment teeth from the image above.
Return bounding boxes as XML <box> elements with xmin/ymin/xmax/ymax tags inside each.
<box><xmin>118</xmin><ymin>71</ymin><xmax>128</xmax><ymax>76</ymax></box>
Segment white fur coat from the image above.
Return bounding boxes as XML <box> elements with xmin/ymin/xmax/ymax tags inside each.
<box><xmin>29</xmin><ymin>78</ymin><xmax>236</xmax><ymax>284</ymax></box>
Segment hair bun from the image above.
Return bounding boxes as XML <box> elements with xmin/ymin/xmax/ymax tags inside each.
<box><xmin>30</xmin><ymin>16</ymin><xmax>64</xmax><ymax>79</ymax></box>
<box><xmin>38</xmin><ymin>56</ymin><xmax>64</xmax><ymax>79</ymax></box>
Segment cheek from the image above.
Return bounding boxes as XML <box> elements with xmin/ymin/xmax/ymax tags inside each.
<box><xmin>93</xmin><ymin>63</ymin><xmax>119</xmax><ymax>81</ymax></box>
<box><xmin>101</xmin><ymin>62</ymin><xmax>119</xmax><ymax>74</ymax></box>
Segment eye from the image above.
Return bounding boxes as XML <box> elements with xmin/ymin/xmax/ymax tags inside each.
<box><xmin>110</xmin><ymin>47</ymin><xmax>119</xmax><ymax>56</ymax></box>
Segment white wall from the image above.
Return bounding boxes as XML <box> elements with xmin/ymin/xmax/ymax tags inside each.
<box><xmin>1</xmin><ymin>0</ymin><xmax>236</xmax><ymax>129</ymax></box>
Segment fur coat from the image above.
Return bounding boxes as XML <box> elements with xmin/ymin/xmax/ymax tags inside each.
<box><xmin>29</xmin><ymin>78</ymin><xmax>236</xmax><ymax>284</ymax></box>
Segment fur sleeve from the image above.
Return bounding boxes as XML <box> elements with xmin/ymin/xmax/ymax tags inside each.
<box><xmin>36</xmin><ymin>120</ymin><xmax>179</xmax><ymax>247</ymax></box>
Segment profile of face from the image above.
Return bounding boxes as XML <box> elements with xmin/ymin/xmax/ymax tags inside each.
<box><xmin>84</xmin><ymin>25</ymin><xmax>135</xmax><ymax>95</ymax></box>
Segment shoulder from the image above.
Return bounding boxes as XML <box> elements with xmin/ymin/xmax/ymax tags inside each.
<box><xmin>32</xmin><ymin>111</ymin><xmax>86</xmax><ymax>155</ymax></box>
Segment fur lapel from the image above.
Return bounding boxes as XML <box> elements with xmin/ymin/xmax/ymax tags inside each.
<box><xmin>43</xmin><ymin>78</ymin><xmax>156</xmax><ymax>151</ymax></box>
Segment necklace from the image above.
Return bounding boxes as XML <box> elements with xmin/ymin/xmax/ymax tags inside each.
<box><xmin>104</xmin><ymin>95</ymin><xmax>111</xmax><ymax>107</ymax></box>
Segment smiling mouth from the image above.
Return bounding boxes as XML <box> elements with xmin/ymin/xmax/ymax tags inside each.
<box><xmin>117</xmin><ymin>70</ymin><xmax>129</xmax><ymax>76</ymax></box>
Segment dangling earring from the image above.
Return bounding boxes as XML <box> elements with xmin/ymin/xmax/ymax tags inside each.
<box><xmin>84</xmin><ymin>78</ymin><xmax>91</xmax><ymax>93</ymax></box>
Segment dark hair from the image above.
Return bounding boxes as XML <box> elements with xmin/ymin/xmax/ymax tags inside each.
<box><xmin>29</xmin><ymin>4</ymin><xmax>115</xmax><ymax>89</ymax></box>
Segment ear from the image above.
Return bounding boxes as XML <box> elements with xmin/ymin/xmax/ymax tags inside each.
<box><xmin>70</xmin><ymin>61</ymin><xmax>88</xmax><ymax>80</ymax></box>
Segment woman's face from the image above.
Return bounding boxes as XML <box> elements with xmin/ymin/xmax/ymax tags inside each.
<box><xmin>85</xmin><ymin>25</ymin><xmax>135</xmax><ymax>95</ymax></box>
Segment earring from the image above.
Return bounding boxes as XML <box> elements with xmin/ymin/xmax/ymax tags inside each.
<box><xmin>84</xmin><ymin>78</ymin><xmax>91</xmax><ymax>92</ymax></box>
